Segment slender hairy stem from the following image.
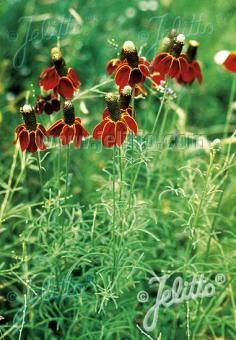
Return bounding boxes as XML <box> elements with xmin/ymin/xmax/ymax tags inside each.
<box><xmin>151</xmin><ymin>90</ymin><xmax>167</xmax><ymax>135</ymax></box>
<box><xmin>118</xmin><ymin>146</ymin><xmax>123</xmax><ymax>201</ymax></box>
<box><xmin>37</xmin><ymin>151</ymin><xmax>44</xmax><ymax>198</ymax></box>
<box><xmin>112</xmin><ymin>146</ymin><xmax>117</xmax><ymax>280</ymax></box>
<box><xmin>65</xmin><ymin>143</ymin><xmax>70</xmax><ymax>200</ymax></box>
<box><xmin>223</xmin><ymin>76</ymin><xmax>236</xmax><ymax>139</ymax></box>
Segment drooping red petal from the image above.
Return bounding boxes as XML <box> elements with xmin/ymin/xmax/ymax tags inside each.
<box><xmin>47</xmin><ymin>119</ymin><xmax>64</xmax><ymax>137</ymax></box>
<box><xmin>192</xmin><ymin>61</ymin><xmax>203</xmax><ymax>84</ymax></box>
<box><xmin>115</xmin><ymin>121</ymin><xmax>127</xmax><ymax>146</ymax></box>
<box><xmin>101</xmin><ymin>121</ymin><xmax>116</xmax><ymax>147</ymax></box>
<box><xmin>75</xmin><ymin>121</ymin><xmax>89</xmax><ymax>137</ymax></box>
<box><xmin>14</xmin><ymin>125</ymin><xmax>25</xmax><ymax>142</ymax></box>
<box><xmin>224</xmin><ymin>53</ymin><xmax>236</xmax><ymax>73</ymax></box>
<box><xmin>51</xmin><ymin>98</ymin><xmax>60</xmax><ymax>112</ymax></box>
<box><xmin>18</xmin><ymin>130</ymin><xmax>30</xmax><ymax>151</ymax></box>
<box><xmin>27</xmin><ymin>132</ymin><xmax>38</xmax><ymax>154</ymax></box>
<box><xmin>106</xmin><ymin>59</ymin><xmax>121</xmax><ymax>75</ymax></box>
<box><xmin>58</xmin><ymin>77</ymin><xmax>74</xmax><ymax>99</ymax></box>
<box><xmin>182</xmin><ymin>64</ymin><xmax>195</xmax><ymax>83</ymax></box>
<box><xmin>115</xmin><ymin>64</ymin><xmax>131</xmax><ymax>88</ymax></box>
<box><xmin>179</xmin><ymin>56</ymin><xmax>189</xmax><ymax>79</ymax></box>
<box><xmin>122</xmin><ymin>114</ymin><xmax>138</xmax><ymax>135</ymax></box>
<box><xmin>39</xmin><ymin>67</ymin><xmax>59</xmax><ymax>91</ymax></box>
<box><xmin>158</xmin><ymin>55</ymin><xmax>173</xmax><ymax>75</ymax></box>
<box><xmin>151</xmin><ymin>72</ymin><xmax>165</xmax><ymax>87</ymax></box>
<box><xmin>168</xmin><ymin>59</ymin><xmax>180</xmax><ymax>78</ymax></box>
<box><xmin>129</xmin><ymin>69</ymin><xmax>143</xmax><ymax>87</ymax></box>
<box><xmin>68</xmin><ymin>68</ymin><xmax>81</xmax><ymax>88</ymax></box>
<box><xmin>60</xmin><ymin>125</ymin><xmax>75</xmax><ymax>145</ymax></box>
<box><xmin>139</xmin><ymin>64</ymin><xmax>150</xmax><ymax>78</ymax></box>
<box><xmin>92</xmin><ymin>119</ymin><xmax>108</xmax><ymax>140</ymax></box>
<box><xmin>74</xmin><ymin>124</ymin><xmax>83</xmax><ymax>148</ymax></box>
<box><xmin>37</xmin><ymin>124</ymin><xmax>47</xmax><ymax>136</ymax></box>
<box><xmin>151</xmin><ymin>53</ymin><xmax>168</xmax><ymax>71</ymax></box>
<box><xmin>35</xmin><ymin>130</ymin><xmax>46</xmax><ymax>151</ymax></box>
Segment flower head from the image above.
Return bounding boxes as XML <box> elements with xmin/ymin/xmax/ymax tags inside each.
<box><xmin>35</xmin><ymin>90</ymin><xmax>60</xmax><ymax>115</ymax></box>
<box><xmin>177</xmin><ymin>40</ymin><xmax>203</xmax><ymax>85</ymax></box>
<box><xmin>13</xmin><ymin>104</ymin><xmax>47</xmax><ymax>153</ymax></box>
<box><xmin>151</xmin><ymin>34</ymin><xmax>189</xmax><ymax>81</ymax></box>
<box><xmin>47</xmin><ymin>100</ymin><xmax>89</xmax><ymax>149</ymax></box>
<box><xmin>115</xmin><ymin>41</ymin><xmax>150</xmax><ymax>90</ymax></box>
<box><xmin>39</xmin><ymin>47</ymin><xmax>81</xmax><ymax>99</ymax></box>
<box><xmin>215</xmin><ymin>50</ymin><xmax>236</xmax><ymax>73</ymax></box>
<box><xmin>92</xmin><ymin>93</ymin><xmax>138</xmax><ymax>148</ymax></box>
<box><xmin>47</xmin><ymin>101</ymin><xmax>89</xmax><ymax>148</ymax></box>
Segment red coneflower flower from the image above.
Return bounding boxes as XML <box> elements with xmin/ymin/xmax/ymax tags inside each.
<box><xmin>47</xmin><ymin>101</ymin><xmax>89</xmax><ymax>148</ymax></box>
<box><xmin>14</xmin><ymin>104</ymin><xmax>47</xmax><ymax>153</ymax></box>
<box><xmin>215</xmin><ymin>50</ymin><xmax>236</xmax><ymax>73</ymax></box>
<box><xmin>178</xmin><ymin>40</ymin><xmax>202</xmax><ymax>85</ymax></box>
<box><xmin>35</xmin><ymin>90</ymin><xmax>60</xmax><ymax>115</ymax></box>
<box><xmin>92</xmin><ymin>93</ymin><xmax>138</xmax><ymax>148</ymax></box>
<box><xmin>115</xmin><ymin>41</ymin><xmax>150</xmax><ymax>90</ymax></box>
<box><xmin>40</xmin><ymin>47</ymin><xmax>81</xmax><ymax>99</ymax></box>
<box><xmin>151</xmin><ymin>34</ymin><xmax>189</xmax><ymax>81</ymax></box>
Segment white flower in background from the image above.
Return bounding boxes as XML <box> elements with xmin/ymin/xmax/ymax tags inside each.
<box><xmin>214</xmin><ymin>50</ymin><xmax>230</xmax><ymax>65</ymax></box>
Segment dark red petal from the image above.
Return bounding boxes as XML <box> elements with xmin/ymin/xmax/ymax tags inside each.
<box><xmin>122</xmin><ymin>114</ymin><xmax>138</xmax><ymax>135</ymax></box>
<box><xmin>35</xmin><ymin>130</ymin><xmax>46</xmax><ymax>151</ymax></box>
<box><xmin>51</xmin><ymin>98</ymin><xmax>61</xmax><ymax>112</ymax></box>
<box><xmin>129</xmin><ymin>69</ymin><xmax>143</xmax><ymax>87</ymax></box>
<box><xmin>179</xmin><ymin>56</ymin><xmax>189</xmax><ymax>79</ymax></box>
<box><xmin>16</xmin><ymin>124</ymin><xmax>25</xmax><ymax>135</ymax></box>
<box><xmin>103</xmin><ymin>108</ymin><xmax>110</xmax><ymax>119</ymax></box>
<box><xmin>158</xmin><ymin>55</ymin><xmax>173</xmax><ymax>75</ymax></box>
<box><xmin>106</xmin><ymin>59</ymin><xmax>121</xmax><ymax>75</ymax></box>
<box><xmin>37</xmin><ymin>124</ymin><xmax>47</xmax><ymax>136</ymax></box>
<box><xmin>224</xmin><ymin>53</ymin><xmax>236</xmax><ymax>73</ymax></box>
<box><xmin>92</xmin><ymin>119</ymin><xmax>108</xmax><ymax>140</ymax></box>
<box><xmin>60</xmin><ymin>125</ymin><xmax>75</xmax><ymax>145</ymax></box>
<box><xmin>168</xmin><ymin>59</ymin><xmax>180</xmax><ymax>78</ymax></box>
<box><xmin>18</xmin><ymin>130</ymin><xmax>30</xmax><ymax>151</ymax></box>
<box><xmin>192</xmin><ymin>61</ymin><xmax>203</xmax><ymax>84</ymax></box>
<box><xmin>182</xmin><ymin>64</ymin><xmax>195</xmax><ymax>83</ymax></box>
<box><xmin>151</xmin><ymin>53</ymin><xmax>168</xmax><ymax>71</ymax></box>
<box><xmin>101</xmin><ymin>121</ymin><xmax>116</xmax><ymax>148</ymax></box>
<box><xmin>58</xmin><ymin>77</ymin><xmax>74</xmax><ymax>99</ymax></box>
<box><xmin>47</xmin><ymin>120</ymin><xmax>64</xmax><ymax>137</ymax></box>
<box><xmin>27</xmin><ymin>132</ymin><xmax>38</xmax><ymax>154</ymax></box>
<box><xmin>68</xmin><ymin>68</ymin><xmax>81</xmax><ymax>88</ymax></box>
<box><xmin>75</xmin><ymin>121</ymin><xmax>89</xmax><ymax>137</ymax></box>
<box><xmin>39</xmin><ymin>67</ymin><xmax>59</xmax><ymax>91</ymax></box>
<box><xmin>139</xmin><ymin>64</ymin><xmax>150</xmax><ymax>77</ymax></box>
<box><xmin>115</xmin><ymin>65</ymin><xmax>131</xmax><ymax>88</ymax></box>
<box><xmin>115</xmin><ymin>121</ymin><xmax>127</xmax><ymax>146</ymax></box>
<box><xmin>73</xmin><ymin>124</ymin><xmax>82</xmax><ymax>148</ymax></box>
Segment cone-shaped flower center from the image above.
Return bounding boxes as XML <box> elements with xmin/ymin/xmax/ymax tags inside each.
<box><xmin>169</xmin><ymin>34</ymin><xmax>185</xmax><ymax>58</ymax></box>
<box><xmin>105</xmin><ymin>93</ymin><xmax>121</xmax><ymax>121</ymax></box>
<box><xmin>121</xmin><ymin>41</ymin><xmax>139</xmax><ymax>68</ymax></box>
<box><xmin>51</xmin><ymin>47</ymin><xmax>68</xmax><ymax>77</ymax></box>
<box><xmin>186</xmin><ymin>40</ymin><xmax>199</xmax><ymax>63</ymax></box>
<box><xmin>63</xmin><ymin>101</ymin><xmax>75</xmax><ymax>125</ymax></box>
<box><xmin>21</xmin><ymin>104</ymin><xmax>37</xmax><ymax>131</ymax></box>
<box><xmin>119</xmin><ymin>86</ymin><xmax>132</xmax><ymax>110</ymax></box>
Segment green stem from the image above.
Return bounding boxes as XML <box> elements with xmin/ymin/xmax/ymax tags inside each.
<box><xmin>65</xmin><ymin>143</ymin><xmax>70</xmax><ymax>200</ymax></box>
<box><xmin>37</xmin><ymin>151</ymin><xmax>44</xmax><ymax>198</ymax></box>
<box><xmin>151</xmin><ymin>90</ymin><xmax>167</xmax><ymax>135</ymax></box>
<box><xmin>112</xmin><ymin>146</ymin><xmax>117</xmax><ymax>281</ymax></box>
<box><xmin>119</xmin><ymin>147</ymin><xmax>123</xmax><ymax>201</ymax></box>
<box><xmin>223</xmin><ymin>76</ymin><xmax>236</xmax><ymax>139</ymax></box>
